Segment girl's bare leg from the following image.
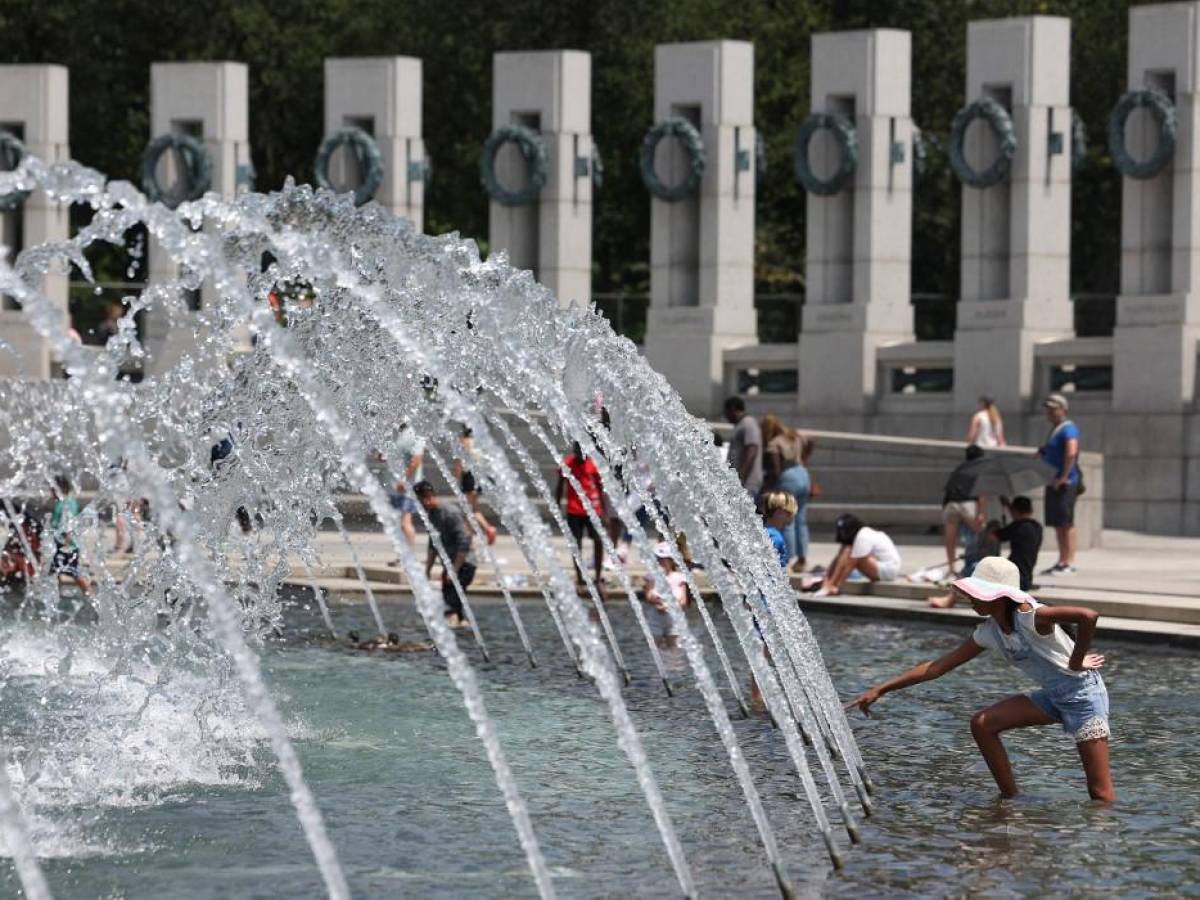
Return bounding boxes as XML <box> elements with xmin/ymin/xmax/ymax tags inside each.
<box><xmin>944</xmin><ymin>521</ymin><xmax>958</xmax><ymax>572</ymax></box>
<box><xmin>969</xmin><ymin>695</ymin><xmax>1056</xmax><ymax>797</ymax></box>
<box><xmin>1077</xmin><ymin>738</ymin><xmax>1115</xmax><ymax>802</ymax></box>
<box><xmin>855</xmin><ymin>555</ymin><xmax>881</xmax><ymax>581</ymax></box>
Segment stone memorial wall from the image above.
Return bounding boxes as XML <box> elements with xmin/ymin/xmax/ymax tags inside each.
<box><xmin>3</xmin><ymin>4</ymin><xmax>1200</xmax><ymax>533</ymax></box>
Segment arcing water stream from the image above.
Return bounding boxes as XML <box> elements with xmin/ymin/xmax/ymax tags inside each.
<box><xmin>0</xmin><ymin>156</ymin><xmax>869</xmax><ymax>897</ymax></box>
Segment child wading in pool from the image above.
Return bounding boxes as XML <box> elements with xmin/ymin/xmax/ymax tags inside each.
<box><xmin>641</xmin><ymin>542</ymin><xmax>689</xmax><ymax>650</ymax></box>
<box><xmin>846</xmin><ymin>556</ymin><xmax>1114</xmax><ymax>802</ymax></box>
<box><xmin>750</xmin><ymin>491</ymin><xmax>797</xmax><ymax>710</ymax></box>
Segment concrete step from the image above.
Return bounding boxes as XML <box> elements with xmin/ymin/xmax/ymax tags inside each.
<box><xmin>828</xmin><ymin>579</ymin><xmax>1200</xmax><ymax>626</ymax></box>
<box><xmin>289</xmin><ymin>565</ymin><xmax>1200</xmax><ymax>632</ymax></box>
<box><xmin>805</xmin><ymin>466</ymin><xmax>949</xmax><ymax>502</ymax></box>
<box><xmin>807</xmin><ymin>502</ymin><xmax>942</xmax><ymax>534</ymax></box>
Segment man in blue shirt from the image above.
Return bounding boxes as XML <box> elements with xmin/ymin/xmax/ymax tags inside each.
<box><xmin>1037</xmin><ymin>393</ymin><xmax>1080</xmax><ymax>575</ymax></box>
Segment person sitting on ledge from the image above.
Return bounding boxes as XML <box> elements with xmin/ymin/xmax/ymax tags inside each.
<box><xmin>815</xmin><ymin>514</ymin><xmax>901</xmax><ymax>597</ymax></box>
<box><xmin>846</xmin><ymin>556</ymin><xmax>1113</xmax><ymax>802</ymax></box>
<box><xmin>930</xmin><ymin>496</ymin><xmax>1042</xmax><ymax>608</ymax></box>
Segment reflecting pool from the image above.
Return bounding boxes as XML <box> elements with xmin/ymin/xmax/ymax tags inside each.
<box><xmin>2</xmin><ymin>597</ymin><xmax>1196</xmax><ymax>897</ymax></box>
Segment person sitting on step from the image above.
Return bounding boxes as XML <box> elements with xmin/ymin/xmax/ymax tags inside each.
<box><xmin>816</xmin><ymin>514</ymin><xmax>901</xmax><ymax>597</ymax></box>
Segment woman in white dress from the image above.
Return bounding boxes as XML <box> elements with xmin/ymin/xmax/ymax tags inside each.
<box><xmin>967</xmin><ymin>395</ymin><xmax>1005</xmax><ymax>449</ymax></box>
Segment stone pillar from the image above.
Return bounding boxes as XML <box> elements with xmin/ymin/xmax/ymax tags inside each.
<box><xmin>644</xmin><ymin>40</ymin><xmax>755</xmax><ymax>416</ymax></box>
<box><xmin>325</xmin><ymin>56</ymin><xmax>424</xmax><ymax>230</ymax></box>
<box><xmin>952</xmin><ymin>16</ymin><xmax>1073</xmax><ymax>413</ymax></box>
<box><xmin>488</xmin><ymin>51</ymin><xmax>592</xmax><ymax>308</ymax></box>
<box><xmin>0</xmin><ymin>65</ymin><xmax>70</xmax><ymax>379</ymax></box>
<box><xmin>144</xmin><ymin>62</ymin><xmax>251</xmax><ymax>374</ymax></box>
<box><xmin>797</xmin><ymin>30</ymin><xmax>913</xmax><ymax>421</ymax></box>
<box><xmin>1111</xmin><ymin>2</ymin><xmax>1200</xmax><ymax>533</ymax></box>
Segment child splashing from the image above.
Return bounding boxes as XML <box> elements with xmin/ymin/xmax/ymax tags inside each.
<box><xmin>846</xmin><ymin>556</ymin><xmax>1114</xmax><ymax>802</ymax></box>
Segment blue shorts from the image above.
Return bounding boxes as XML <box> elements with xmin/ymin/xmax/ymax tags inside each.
<box><xmin>1028</xmin><ymin>671</ymin><xmax>1110</xmax><ymax>743</ymax></box>
<box><xmin>390</xmin><ymin>494</ymin><xmax>418</xmax><ymax>515</ymax></box>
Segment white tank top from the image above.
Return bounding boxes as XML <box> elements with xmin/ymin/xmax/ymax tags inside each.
<box><xmin>972</xmin><ymin>410</ymin><xmax>1000</xmax><ymax>448</ymax></box>
<box><xmin>972</xmin><ymin>598</ymin><xmax>1083</xmax><ymax>680</ymax></box>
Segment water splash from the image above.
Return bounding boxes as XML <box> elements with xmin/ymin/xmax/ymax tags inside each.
<box><xmin>0</xmin><ymin>154</ymin><xmax>869</xmax><ymax>895</ymax></box>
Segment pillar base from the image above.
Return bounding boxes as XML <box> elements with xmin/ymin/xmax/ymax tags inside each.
<box><xmin>1113</xmin><ymin>293</ymin><xmax>1200</xmax><ymax>412</ymax></box>
<box><xmin>797</xmin><ymin>329</ymin><xmax>904</xmax><ymax>416</ymax></box>
<box><xmin>953</xmin><ymin>297</ymin><xmax>1072</xmax><ymax>413</ymax></box>
<box><xmin>645</xmin><ymin>306</ymin><xmax>754</xmax><ymax>417</ymax></box>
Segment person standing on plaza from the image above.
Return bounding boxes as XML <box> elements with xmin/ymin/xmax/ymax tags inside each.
<box><xmin>555</xmin><ymin>441</ymin><xmax>606</xmax><ymax>594</ymax></box>
<box><xmin>940</xmin><ymin>444</ymin><xmax>987</xmax><ymax>577</ymax></box>
<box><xmin>760</xmin><ymin>414</ymin><xmax>812</xmax><ymax>572</ymax></box>
<box><xmin>382</xmin><ymin>423</ymin><xmax>425</xmax><ymax>561</ymax></box>
<box><xmin>966</xmin><ymin>395</ymin><xmax>1006</xmax><ymax>448</ymax></box>
<box><xmin>414</xmin><ymin>481</ymin><xmax>476</xmax><ymax>629</ymax></box>
<box><xmin>1038</xmin><ymin>393</ymin><xmax>1081</xmax><ymax>576</ymax></box>
<box><xmin>724</xmin><ymin>396</ymin><xmax>763</xmax><ymax>499</ymax></box>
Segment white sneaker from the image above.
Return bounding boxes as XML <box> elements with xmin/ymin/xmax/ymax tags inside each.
<box><xmin>1057</xmin><ymin>565</ymin><xmax>1078</xmax><ymax>576</ymax></box>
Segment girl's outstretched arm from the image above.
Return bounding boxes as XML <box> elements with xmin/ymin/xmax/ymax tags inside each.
<box><xmin>1035</xmin><ymin>605</ymin><xmax>1103</xmax><ymax>671</ymax></box>
<box><xmin>845</xmin><ymin>637</ymin><xmax>985</xmax><ymax>716</ymax></box>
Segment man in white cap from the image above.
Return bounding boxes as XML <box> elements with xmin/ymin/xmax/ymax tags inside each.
<box><xmin>1037</xmin><ymin>393</ymin><xmax>1080</xmax><ymax>575</ymax></box>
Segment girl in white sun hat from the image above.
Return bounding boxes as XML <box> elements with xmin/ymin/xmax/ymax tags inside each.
<box><xmin>845</xmin><ymin>556</ymin><xmax>1114</xmax><ymax>802</ymax></box>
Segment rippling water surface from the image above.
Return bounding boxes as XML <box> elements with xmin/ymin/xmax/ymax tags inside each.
<box><xmin>2</xmin><ymin>596</ymin><xmax>1197</xmax><ymax>898</ymax></box>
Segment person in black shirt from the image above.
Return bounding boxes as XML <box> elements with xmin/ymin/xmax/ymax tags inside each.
<box><xmin>414</xmin><ymin>481</ymin><xmax>476</xmax><ymax>628</ymax></box>
<box><xmin>991</xmin><ymin>496</ymin><xmax>1043</xmax><ymax>591</ymax></box>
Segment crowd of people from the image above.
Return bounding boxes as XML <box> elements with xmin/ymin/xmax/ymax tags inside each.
<box><xmin>0</xmin><ymin>392</ymin><xmax>1111</xmax><ymax>803</ymax></box>
<box><xmin>722</xmin><ymin>388</ymin><xmax>1086</xmax><ymax>602</ymax></box>
<box><xmin>0</xmin><ymin>475</ymin><xmax>94</xmax><ymax>597</ymax></box>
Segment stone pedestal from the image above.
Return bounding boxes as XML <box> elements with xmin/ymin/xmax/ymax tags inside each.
<box><xmin>952</xmin><ymin>16</ymin><xmax>1073</xmax><ymax>414</ymax></box>
<box><xmin>144</xmin><ymin>62</ymin><xmax>250</xmax><ymax>375</ymax></box>
<box><xmin>797</xmin><ymin>29</ymin><xmax>913</xmax><ymax>417</ymax></box>
<box><xmin>0</xmin><ymin>65</ymin><xmax>70</xmax><ymax>379</ymax></box>
<box><xmin>488</xmin><ymin>51</ymin><xmax>591</xmax><ymax>307</ymax></box>
<box><xmin>325</xmin><ymin>56</ymin><xmax>424</xmax><ymax>230</ymax></box>
<box><xmin>1110</xmin><ymin>3</ymin><xmax>1200</xmax><ymax>532</ymax></box>
<box><xmin>644</xmin><ymin>41</ymin><xmax>756</xmax><ymax>416</ymax></box>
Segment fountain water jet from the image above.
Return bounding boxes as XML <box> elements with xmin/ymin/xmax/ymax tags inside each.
<box><xmin>0</xmin><ymin>154</ymin><xmax>871</xmax><ymax>896</ymax></box>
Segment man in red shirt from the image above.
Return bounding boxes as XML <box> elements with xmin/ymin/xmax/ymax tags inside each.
<box><xmin>555</xmin><ymin>441</ymin><xmax>606</xmax><ymax>593</ymax></box>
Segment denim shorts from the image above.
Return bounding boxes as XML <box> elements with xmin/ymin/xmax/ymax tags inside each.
<box><xmin>389</xmin><ymin>494</ymin><xmax>418</xmax><ymax>515</ymax></box>
<box><xmin>645</xmin><ymin>605</ymin><xmax>676</xmax><ymax>638</ymax></box>
<box><xmin>1028</xmin><ymin>671</ymin><xmax>1110</xmax><ymax>743</ymax></box>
